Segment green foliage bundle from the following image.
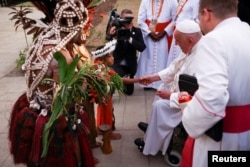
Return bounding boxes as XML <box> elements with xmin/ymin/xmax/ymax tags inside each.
<box><xmin>41</xmin><ymin>51</ymin><xmax>124</xmax><ymax>157</ymax></box>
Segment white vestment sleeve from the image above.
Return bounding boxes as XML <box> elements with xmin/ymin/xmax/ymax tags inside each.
<box><xmin>164</xmin><ymin>1</ymin><xmax>178</xmax><ymax>36</ymax></box>
<box><xmin>169</xmin><ymin>92</ymin><xmax>180</xmax><ymax>109</ymax></box>
<box><xmin>191</xmin><ymin>0</ymin><xmax>199</xmax><ymax>21</ymax></box>
<box><xmin>182</xmin><ymin>37</ymin><xmax>229</xmax><ymax>138</ymax></box>
<box><xmin>138</xmin><ymin>0</ymin><xmax>151</xmax><ymax>36</ymax></box>
<box><xmin>158</xmin><ymin>54</ymin><xmax>186</xmax><ymax>84</ymax></box>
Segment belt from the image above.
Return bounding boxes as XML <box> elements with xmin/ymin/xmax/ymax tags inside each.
<box><xmin>223</xmin><ymin>104</ymin><xmax>250</xmax><ymax>133</ymax></box>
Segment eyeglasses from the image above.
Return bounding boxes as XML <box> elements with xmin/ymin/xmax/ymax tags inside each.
<box><xmin>194</xmin><ymin>18</ymin><xmax>199</xmax><ymax>24</ymax></box>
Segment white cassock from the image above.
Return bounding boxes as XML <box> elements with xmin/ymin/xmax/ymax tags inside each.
<box><xmin>167</xmin><ymin>0</ymin><xmax>199</xmax><ymax>67</ymax></box>
<box><xmin>143</xmin><ymin>42</ymin><xmax>200</xmax><ymax>155</ymax></box>
<box><xmin>181</xmin><ymin>18</ymin><xmax>250</xmax><ymax>167</ymax></box>
<box><xmin>136</xmin><ymin>0</ymin><xmax>177</xmax><ymax>89</ymax></box>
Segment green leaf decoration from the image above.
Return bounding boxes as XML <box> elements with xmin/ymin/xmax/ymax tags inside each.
<box><xmin>41</xmin><ymin>97</ymin><xmax>64</xmax><ymax>157</ymax></box>
<box><xmin>54</xmin><ymin>51</ymin><xmax>81</xmax><ymax>83</ymax></box>
<box><xmin>54</xmin><ymin>51</ymin><xmax>68</xmax><ymax>83</ymax></box>
<box><xmin>41</xmin><ymin>51</ymin><xmax>124</xmax><ymax>158</ymax></box>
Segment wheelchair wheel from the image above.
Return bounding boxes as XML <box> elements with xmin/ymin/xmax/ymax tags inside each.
<box><xmin>164</xmin><ymin>150</ymin><xmax>182</xmax><ymax>167</ymax></box>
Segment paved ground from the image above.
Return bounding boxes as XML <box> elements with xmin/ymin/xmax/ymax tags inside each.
<box><xmin>0</xmin><ymin>1</ymin><xmax>174</xmax><ymax>167</ymax></box>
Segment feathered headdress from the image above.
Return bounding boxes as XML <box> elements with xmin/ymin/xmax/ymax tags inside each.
<box><xmin>22</xmin><ymin>0</ymin><xmax>101</xmax><ymax>37</ymax></box>
<box><xmin>91</xmin><ymin>39</ymin><xmax>117</xmax><ymax>58</ymax></box>
<box><xmin>24</xmin><ymin>0</ymin><xmax>101</xmax><ymax>101</ymax></box>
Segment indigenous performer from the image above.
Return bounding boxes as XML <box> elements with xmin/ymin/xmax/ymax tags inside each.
<box><xmin>134</xmin><ymin>20</ymin><xmax>202</xmax><ymax>160</ymax></box>
<box><xmin>180</xmin><ymin>0</ymin><xmax>250</xmax><ymax>167</ymax></box>
<box><xmin>8</xmin><ymin>0</ymin><xmax>99</xmax><ymax>166</ymax></box>
<box><xmin>136</xmin><ymin>0</ymin><xmax>177</xmax><ymax>90</ymax></box>
<box><xmin>91</xmin><ymin>39</ymin><xmax>140</xmax><ymax>140</ymax></box>
<box><xmin>166</xmin><ymin>0</ymin><xmax>199</xmax><ymax>67</ymax></box>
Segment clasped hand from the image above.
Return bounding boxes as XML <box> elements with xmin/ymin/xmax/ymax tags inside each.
<box><xmin>139</xmin><ymin>76</ymin><xmax>153</xmax><ymax>85</ymax></box>
<box><xmin>149</xmin><ymin>30</ymin><xmax>167</xmax><ymax>41</ymax></box>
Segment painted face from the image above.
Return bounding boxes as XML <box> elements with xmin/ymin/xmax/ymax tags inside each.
<box><xmin>104</xmin><ymin>54</ymin><xmax>114</xmax><ymax>67</ymax></box>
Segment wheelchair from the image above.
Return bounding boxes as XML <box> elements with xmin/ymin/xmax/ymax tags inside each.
<box><xmin>135</xmin><ymin>122</ymin><xmax>188</xmax><ymax>167</ymax></box>
<box><xmin>164</xmin><ymin>122</ymin><xmax>188</xmax><ymax>167</ymax></box>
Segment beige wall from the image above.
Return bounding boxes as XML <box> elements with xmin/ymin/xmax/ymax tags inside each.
<box><xmin>115</xmin><ymin>0</ymin><xmax>141</xmax><ymax>26</ymax></box>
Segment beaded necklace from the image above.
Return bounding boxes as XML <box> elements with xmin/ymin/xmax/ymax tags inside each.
<box><xmin>149</xmin><ymin>0</ymin><xmax>164</xmax><ymax>32</ymax></box>
<box><xmin>23</xmin><ymin>0</ymin><xmax>89</xmax><ymax>110</ymax></box>
<box><xmin>151</xmin><ymin>0</ymin><xmax>164</xmax><ymax>21</ymax></box>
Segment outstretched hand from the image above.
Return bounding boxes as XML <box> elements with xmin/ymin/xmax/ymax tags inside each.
<box><xmin>139</xmin><ymin>76</ymin><xmax>153</xmax><ymax>85</ymax></box>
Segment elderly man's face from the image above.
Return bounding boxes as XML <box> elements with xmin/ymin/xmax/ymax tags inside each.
<box><xmin>174</xmin><ymin>31</ymin><xmax>190</xmax><ymax>54</ymax></box>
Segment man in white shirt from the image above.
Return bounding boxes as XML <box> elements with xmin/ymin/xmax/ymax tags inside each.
<box><xmin>180</xmin><ymin>0</ymin><xmax>250</xmax><ymax>167</ymax></box>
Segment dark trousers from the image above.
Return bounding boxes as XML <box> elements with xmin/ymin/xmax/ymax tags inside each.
<box><xmin>113</xmin><ymin>64</ymin><xmax>135</xmax><ymax>95</ymax></box>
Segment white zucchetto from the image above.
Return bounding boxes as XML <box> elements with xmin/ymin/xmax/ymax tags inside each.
<box><xmin>176</xmin><ymin>20</ymin><xmax>201</xmax><ymax>33</ymax></box>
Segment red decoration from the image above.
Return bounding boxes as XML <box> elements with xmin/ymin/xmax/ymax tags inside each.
<box><xmin>178</xmin><ymin>94</ymin><xmax>192</xmax><ymax>103</ymax></box>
